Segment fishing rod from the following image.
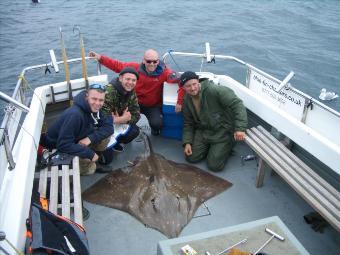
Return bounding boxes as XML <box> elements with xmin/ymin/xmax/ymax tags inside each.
<box><xmin>73</xmin><ymin>25</ymin><xmax>89</xmax><ymax>90</ymax></box>
<box><xmin>59</xmin><ymin>27</ymin><xmax>73</xmax><ymax>105</ymax></box>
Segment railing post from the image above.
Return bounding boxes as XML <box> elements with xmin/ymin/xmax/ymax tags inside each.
<box><xmin>3</xmin><ymin>127</ymin><xmax>15</xmax><ymax>170</ymax></box>
<box><xmin>97</xmin><ymin>62</ymin><xmax>102</xmax><ymax>76</ymax></box>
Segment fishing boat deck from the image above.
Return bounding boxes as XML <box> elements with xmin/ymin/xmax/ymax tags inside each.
<box><xmin>1</xmin><ymin>50</ymin><xmax>339</xmax><ymax>254</ymax></box>
<box><xmin>81</xmin><ymin>117</ymin><xmax>340</xmax><ymax>255</ymax></box>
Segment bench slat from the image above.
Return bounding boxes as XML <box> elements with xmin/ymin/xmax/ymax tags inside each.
<box><xmin>245</xmin><ymin>127</ymin><xmax>340</xmax><ymax>232</ymax></box>
<box><xmin>72</xmin><ymin>157</ymin><xmax>83</xmax><ymax>226</ymax></box>
<box><xmin>49</xmin><ymin>165</ymin><xmax>59</xmax><ymax>214</ymax></box>
<box><xmin>62</xmin><ymin>164</ymin><xmax>71</xmax><ymax>219</ymax></box>
<box><xmin>257</xmin><ymin>126</ymin><xmax>340</xmax><ymax>201</ymax></box>
<box><xmin>36</xmin><ymin>169</ymin><xmax>74</xmax><ymax>179</ymax></box>
<box><xmin>38</xmin><ymin>168</ymin><xmax>48</xmax><ymax>198</ymax></box>
<box><xmin>248</xmin><ymin>128</ymin><xmax>340</xmax><ymax>220</ymax></box>
<box><xmin>251</xmin><ymin>127</ymin><xmax>340</xmax><ymax>212</ymax></box>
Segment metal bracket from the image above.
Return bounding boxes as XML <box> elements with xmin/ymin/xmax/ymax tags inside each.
<box><xmin>306</xmin><ymin>98</ymin><xmax>314</xmax><ymax>110</ymax></box>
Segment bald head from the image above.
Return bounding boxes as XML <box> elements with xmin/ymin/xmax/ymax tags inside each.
<box><xmin>144</xmin><ymin>49</ymin><xmax>159</xmax><ymax>60</ymax></box>
<box><xmin>143</xmin><ymin>49</ymin><xmax>160</xmax><ymax>73</ymax></box>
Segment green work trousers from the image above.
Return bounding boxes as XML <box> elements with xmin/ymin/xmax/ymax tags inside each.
<box><xmin>186</xmin><ymin>130</ymin><xmax>233</xmax><ymax>172</ymax></box>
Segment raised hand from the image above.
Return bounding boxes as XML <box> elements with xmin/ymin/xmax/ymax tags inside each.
<box><xmin>89</xmin><ymin>50</ymin><xmax>101</xmax><ymax>61</ymax></box>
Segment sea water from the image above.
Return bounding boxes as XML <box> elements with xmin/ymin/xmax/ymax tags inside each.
<box><xmin>1</xmin><ymin>0</ymin><xmax>340</xmax><ymax>118</ymax></box>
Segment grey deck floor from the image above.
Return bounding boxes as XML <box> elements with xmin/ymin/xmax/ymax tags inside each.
<box><xmin>81</xmin><ymin>125</ymin><xmax>340</xmax><ymax>255</ymax></box>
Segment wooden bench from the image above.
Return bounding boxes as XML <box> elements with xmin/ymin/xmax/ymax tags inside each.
<box><xmin>38</xmin><ymin>152</ymin><xmax>83</xmax><ymax>226</ymax></box>
<box><xmin>245</xmin><ymin>125</ymin><xmax>340</xmax><ymax>232</ymax></box>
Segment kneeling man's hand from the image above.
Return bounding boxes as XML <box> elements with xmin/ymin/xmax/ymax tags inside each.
<box><xmin>234</xmin><ymin>131</ymin><xmax>246</xmax><ymax>141</ymax></box>
<box><xmin>184</xmin><ymin>144</ymin><xmax>192</xmax><ymax>156</ymax></box>
<box><xmin>175</xmin><ymin>103</ymin><xmax>182</xmax><ymax>113</ymax></box>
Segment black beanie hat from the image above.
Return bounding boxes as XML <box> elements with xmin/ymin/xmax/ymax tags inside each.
<box><xmin>179</xmin><ymin>71</ymin><xmax>199</xmax><ymax>86</ymax></box>
<box><xmin>119</xmin><ymin>67</ymin><xmax>139</xmax><ymax>80</ymax></box>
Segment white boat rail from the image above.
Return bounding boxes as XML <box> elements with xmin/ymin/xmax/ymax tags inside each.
<box><xmin>162</xmin><ymin>47</ymin><xmax>340</xmax><ymax>118</ymax></box>
<box><xmin>162</xmin><ymin>45</ymin><xmax>340</xmax><ymax>176</ymax></box>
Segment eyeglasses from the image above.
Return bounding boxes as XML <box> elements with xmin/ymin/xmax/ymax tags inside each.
<box><xmin>145</xmin><ymin>59</ymin><xmax>159</xmax><ymax>64</ymax></box>
<box><xmin>89</xmin><ymin>83</ymin><xmax>106</xmax><ymax>91</ymax></box>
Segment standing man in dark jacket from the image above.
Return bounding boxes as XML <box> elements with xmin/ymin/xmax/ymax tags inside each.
<box><xmin>102</xmin><ymin>67</ymin><xmax>141</xmax><ymax>152</ymax></box>
<box><xmin>180</xmin><ymin>71</ymin><xmax>248</xmax><ymax>172</ymax></box>
<box><xmin>89</xmin><ymin>49</ymin><xmax>184</xmax><ymax>135</ymax></box>
<box><xmin>40</xmin><ymin>84</ymin><xmax>114</xmax><ymax>175</ymax></box>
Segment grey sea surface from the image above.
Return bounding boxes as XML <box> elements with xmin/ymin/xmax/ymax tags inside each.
<box><xmin>0</xmin><ymin>0</ymin><xmax>340</xmax><ymax>113</ymax></box>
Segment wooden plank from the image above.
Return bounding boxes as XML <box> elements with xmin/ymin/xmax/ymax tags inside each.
<box><xmin>38</xmin><ymin>167</ymin><xmax>48</xmax><ymax>198</ymax></box>
<box><xmin>62</xmin><ymin>164</ymin><xmax>71</xmax><ymax>219</ymax></box>
<box><xmin>49</xmin><ymin>165</ymin><xmax>59</xmax><ymax>214</ymax></box>
<box><xmin>37</xmin><ymin>150</ymin><xmax>83</xmax><ymax>226</ymax></box>
<box><xmin>257</xmin><ymin>126</ymin><xmax>340</xmax><ymax>201</ymax></box>
<box><xmin>72</xmin><ymin>156</ymin><xmax>83</xmax><ymax>226</ymax></box>
<box><xmin>250</xmin><ymin>127</ymin><xmax>340</xmax><ymax>215</ymax></box>
<box><xmin>253</xmin><ymin>129</ymin><xmax>340</xmax><ymax>221</ymax></box>
<box><xmin>246</xmin><ymin>129</ymin><xmax>340</xmax><ymax>231</ymax></box>
<box><xmin>252</xmin><ymin>127</ymin><xmax>340</xmax><ymax>212</ymax></box>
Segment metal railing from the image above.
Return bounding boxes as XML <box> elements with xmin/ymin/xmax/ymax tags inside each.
<box><xmin>162</xmin><ymin>45</ymin><xmax>340</xmax><ymax>155</ymax></box>
<box><xmin>162</xmin><ymin>46</ymin><xmax>340</xmax><ymax>118</ymax></box>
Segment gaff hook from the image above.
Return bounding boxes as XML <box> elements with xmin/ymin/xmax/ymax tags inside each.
<box><xmin>73</xmin><ymin>25</ymin><xmax>89</xmax><ymax>89</ymax></box>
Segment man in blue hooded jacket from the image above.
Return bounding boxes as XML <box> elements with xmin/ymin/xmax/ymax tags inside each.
<box><xmin>40</xmin><ymin>84</ymin><xmax>114</xmax><ymax>175</ymax></box>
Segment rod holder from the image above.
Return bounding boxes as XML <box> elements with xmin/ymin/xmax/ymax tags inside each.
<box><xmin>205</xmin><ymin>42</ymin><xmax>212</xmax><ymax>63</ymax></box>
<box><xmin>276</xmin><ymin>71</ymin><xmax>294</xmax><ymax>92</ymax></box>
<box><xmin>49</xmin><ymin>49</ymin><xmax>59</xmax><ymax>73</ymax></box>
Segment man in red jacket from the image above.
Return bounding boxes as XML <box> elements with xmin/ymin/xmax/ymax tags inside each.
<box><xmin>89</xmin><ymin>49</ymin><xmax>184</xmax><ymax>135</ymax></box>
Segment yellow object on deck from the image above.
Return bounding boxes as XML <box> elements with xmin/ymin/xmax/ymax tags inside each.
<box><xmin>228</xmin><ymin>247</ymin><xmax>250</xmax><ymax>255</ymax></box>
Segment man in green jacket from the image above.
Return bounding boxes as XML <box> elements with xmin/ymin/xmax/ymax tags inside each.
<box><xmin>102</xmin><ymin>67</ymin><xmax>141</xmax><ymax>152</ymax></box>
<box><xmin>180</xmin><ymin>71</ymin><xmax>248</xmax><ymax>172</ymax></box>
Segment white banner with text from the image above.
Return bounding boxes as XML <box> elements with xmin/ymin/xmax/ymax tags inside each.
<box><xmin>248</xmin><ymin>69</ymin><xmax>305</xmax><ymax>120</ymax></box>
